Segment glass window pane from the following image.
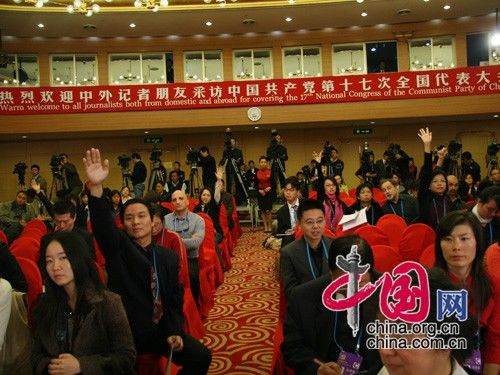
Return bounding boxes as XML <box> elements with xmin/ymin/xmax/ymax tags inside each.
<box><xmin>303</xmin><ymin>47</ymin><xmax>321</xmax><ymax>77</ymax></box>
<box><xmin>409</xmin><ymin>39</ymin><xmax>432</xmax><ymax>70</ymax></box>
<box><xmin>51</xmin><ymin>55</ymin><xmax>75</xmax><ymax>85</ymax></box>
<box><xmin>233</xmin><ymin>50</ymin><xmax>253</xmax><ymax>80</ymax></box>
<box><xmin>75</xmin><ymin>55</ymin><xmax>97</xmax><ymax>86</ymax></box>
<box><xmin>254</xmin><ymin>50</ymin><xmax>272</xmax><ymax>79</ymax></box>
<box><xmin>467</xmin><ymin>33</ymin><xmax>490</xmax><ymax>67</ymax></box>
<box><xmin>142</xmin><ymin>53</ymin><xmax>165</xmax><ymax>84</ymax></box>
<box><xmin>166</xmin><ymin>52</ymin><xmax>174</xmax><ymax>83</ymax></box>
<box><xmin>184</xmin><ymin>52</ymin><xmax>203</xmax><ymax>82</ymax></box>
<box><xmin>109</xmin><ymin>54</ymin><xmax>141</xmax><ymax>85</ymax></box>
<box><xmin>18</xmin><ymin>54</ymin><xmax>39</xmax><ymax>86</ymax></box>
<box><xmin>283</xmin><ymin>48</ymin><xmax>302</xmax><ymax>77</ymax></box>
<box><xmin>366</xmin><ymin>41</ymin><xmax>398</xmax><ymax>73</ymax></box>
<box><xmin>204</xmin><ymin>51</ymin><xmax>223</xmax><ymax>81</ymax></box>
<box><xmin>0</xmin><ymin>55</ymin><xmax>17</xmax><ymax>87</ymax></box>
<box><xmin>432</xmin><ymin>36</ymin><xmax>455</xmax><ymax>69</ymax></box>
<box><xmin>333</xmin><ymin>44</ymin><xmax>364</xmax><ymax>75</ymax></box>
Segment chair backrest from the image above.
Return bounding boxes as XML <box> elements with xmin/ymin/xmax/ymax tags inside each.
<box><xmin>156</xmin><ymin>229</ymin><xmax>190</xmax><ymax>288</ymax></box>
<box><xmin>15</xmin><ymin>256</ymin><xmax>43</xmax><ymax>310</ymax></box>
<box><xmin>161</xmin><ymin>201</ymin><xmax>175</xmax><ymax>212</ymax></box>
<box><xmin>419</xmin><ymin>244</ymin><xmax>436</xmax><ymax>268</ymax></box>
<box><xmin>9</xmin><ymin>237</ymin><xmax>41</xmax><ymax>262</ymax></box>
<box><xmin>354</xmin><ymin>225</ymin><xmax>391</xmax><ymax>247</ymax></box>
<box><xmin>294</xmin><ymin>226</ymin><xmax>336</xmax><ymax>239</ymax></box>
<box><xmin>308</xmin><ymin>190</ymin><xmax>318</xmax><ymax>200</ymax></box>
<box><xmin>372</xmin><ymin>187</ymin><xmax>387</xmax><ymax>206</ymax></box>
<box><xmin>0</xmin><ymin>229</ymin><xmax>8</xmax><ymax>244</ymax></box>
<box><xmin>348</xmin><ymin>188</ymin><xmax>357</xmax><ymax>199</ymax></box>
<box><xmin>376</xmin><ymin>214</ymin><xmax>407</xmax><ymax>249</ymax></box>
<box><xmin>22</xmin><ymin>220</ymin><xmax>48</xmax><ymax>237</ymax></box>
<box><xmin>371</xmin><ymin>244</ymin><xmax>403</xmax><ymax>273</ymax></box>
<box><xmin>398</xmin><ymin>223</ymin><xmax>436</xmax><ymax>262</ymax></box>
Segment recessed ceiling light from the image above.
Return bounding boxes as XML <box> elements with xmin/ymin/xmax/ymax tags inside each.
<box><xmin>361</xmin><ymin>11</ymin><xmax>368</xmax><ymax>17</ymax></box>
<box><xmin>144</xmin><ymin>131</ymin><xmax>149</xmax><ymax>134</ymax></box>
<box><xmin>288</xmin><ymin>0</ymin><xmax>294</xmax><ymax>4</ymax></box>
<box><xmin>37</xmin><ymin>23</ymin><xmax>44</xmax><ymax>28</ymax></box>
<box><xmin>356</xmin><ymin>0</ymin><xmax>364</xmax><ymax>3</ymax></box>
<box><xmin>494</xmin><ymin>114</ymin><xmax>499</xmax><ymax>118</ymax></box>
<box><xmin>22</xmin><ymin>135</ymin><xmax>28</xmax><ymax>139</ymax></box>
<box><xmin>129</xmin><ymin>23</ymin><xmax>136</xmax><ymax>28</ymax></box>
<box><xmin>443</xmin><ymin>5</ymin><xmax>450</xmax><ymax>10</ymax></box>
<box><xmin>285</xmin><ymin>17</ymin><xmax>292</xmax><ymax>22</ymax></box>
<box><xmin>254</xmin><ymin>126</ymin><xmax>260</xmax><ymax>129</ymax></box>
<box><xmin>370</xmin><ymin>121</ymin><xmax>375</xmax><ymax>124</ymax></box>
<box><xmin>423</xmin><ymin>0</ymin><xmax>429</xmax><ymax>2</ymax></box>
<box><xmin>206</xmin><ymin>20</ymin><xmax>212</xmax><ymax>26</ymax></box>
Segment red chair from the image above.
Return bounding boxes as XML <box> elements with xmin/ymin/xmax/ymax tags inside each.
<box><xmin>95</xmin><ymin>261</ymin><xmax>107</xmax><ymax>284</ymax></box>
<box><xmin>188</xmin><ymin>198</ymin><xmax>199</xmax><ymax>212</ymax></box>
<box><xmin>219</xmin><ymin>204</ymin><xmax>234</xmax><ymax>256</ymax></box>
<box><xmin>22</xmin><ymin>219</ymin><xmax>48</xmax><ymax>237</ymax></box>
<box><xmin>372</xmin><ymin>187</ymin><xmax>387</xmax><ymax>206</ymax></box>
<box><xmin>308</xmin><ymin>190</ymin><xmax>318</xmax><ymax>200</ymax></box>
<box><xmin>156</xmin><ymin>229</ymin><xmax>206</xmax><ymax>339</ymax></box>
<box><xmin>0</xmin><ymin>229</ymin><xmax>8</xmax><ymax>244</ymax></box>
<box><xmin>348</xmin><ymin>188</ymin><xmax>357</xmax><ymax>199</ymax></box>
<box><xmin>160</xmin><ymin>201</ymin><xmax>175</xmax><ymax>212</ymax></box>
<box><xmin>9</xmin><ymin>236</ymin><xmax>41</xmax><ymax>262</ymax></box>
<box><xmin>398</xmin><ymin>223</ymin><xmax>436</xmax><ymax>262</ymax></box>
<box><xmin>197</xmin><ymin>213</ymin><xmax>224</xmax><ymax>287</ymax></box>
<box><xmin>419</xmin><ymin>244</ymin><xmax>436</xmax><ymax>268</ymax></box>
<box><xmin>371</xmin><ymin>245</ymin><xmax>403</xmax><ymax>273</ymax></box>
<box><xmin>376</xmin><ymin>214</ymin><xmax>407</xmax><ymax>250</ymax></box>
<box><xmin>230</xmin><ymin>196</ymin><xmax>242</xmax><ymax>245</ymax></box>
<box><xmin>15</xmin><ymin>256</ymin><xmax>43</xmax><ymax>317</ymax></box>
<box><xmin>354</xmin><ymin>225</ymin><xmax>391</xmax><ymax>247</ymax></box>
<box><xmin>294</xmin><ymin>226</ymin><xmax>335</xmax><ymax>239</ymax></box>
<box><xmin>342</xmin><ymin>196</ymin><xmax>356</xmax><ymax>207</ymax></box>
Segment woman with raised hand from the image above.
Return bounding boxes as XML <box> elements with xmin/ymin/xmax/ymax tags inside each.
<box><xmin>32</xmin><ymin>231</ymin><xmax>135</xmax><ymax>374</ymax></box>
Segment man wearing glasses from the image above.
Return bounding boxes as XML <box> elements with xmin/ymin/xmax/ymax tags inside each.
<box><xmin>280</xmin><ymin>199</ymin><xmax>333</xmax><ymax>299</ymax></box>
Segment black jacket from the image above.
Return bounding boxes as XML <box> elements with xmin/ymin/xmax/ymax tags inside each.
<box><xmin>132</xmin><ymin>160</ymin><xmax>147</xmax><ymax>185</ymax></box>
<box><xmin>0</xmin><ymin>241</ymin><xmax>28</xmax><ymax>292</ymax></box>
<box><xmin>199</xmin><ymin>154</ymin><xmax>217</xmax><ymax>189</ymax></box>
<box><xmin>89</xmin><ymin>195</ymin><xmax>184</xmax><ymax>355</ymax></box>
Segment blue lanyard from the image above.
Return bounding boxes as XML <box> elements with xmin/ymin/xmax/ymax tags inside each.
<box><xmin>366</xmin><ymin>205</ymin><xmax>375</xmax><ymax>225</ymax></box>
<box><xmin>333</xmin><ymin>311</ymin><xmax>363</xmax><ymax>353</ymax></box>
<box><xmin>173</xmin><ymin>216</ymin><xmax>189</xmax><ymax>234</ymax></box>
<box><xmin>306</xmin><ymin>239</ymin><xmax>328</xmax><ymax>279</ymax></box>
<box><xmin>152</xmin><ymin>246</ymin><xmax>160</xmax><ymax>299</ymax></box>
<box><xmin>432</xmin><ymin>198</ymin><xmax>447</xmax><ymax>224</ymax></box>
<box><xmin>389</xmin><ymin>200</ymin><xmax>404</xmax><ymax>218</ymax></box>
<box><xmin>488</xmin><ymin>222</ymin><xmax>493</xmax><ymax>245</ymax></box>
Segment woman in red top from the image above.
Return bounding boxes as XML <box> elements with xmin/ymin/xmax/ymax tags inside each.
<box><xmin>256</xmin><ymin>156</ymin><xmax>273</xmax><ymax>233</ymax></box>
<box><xmin>434</xmin><ymin>211</ymin><xmax>499</xmax><ymax>374</ymax></box>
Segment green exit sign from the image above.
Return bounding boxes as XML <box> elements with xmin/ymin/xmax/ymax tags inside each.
<box><xmin>144</xmin><ymin>136</ymin><xmax>163</xmax><ymax>144</ymax></box>
<box><xmin>353</xmin><ymin>128</ymin><xmax>373</xmax><ymax>135</ymax></box>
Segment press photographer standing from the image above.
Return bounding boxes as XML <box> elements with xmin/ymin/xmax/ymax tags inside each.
<box><xmin>219</xmin><ymin>129</ymin><xmax>247</xmax><ymax>205</ymax></box>
<box><xmin>266</xmin><ymin>130</ymin><xmax>288</xmax><ymax>191</ymax></box>
<box><xmin>199</xmin><ymin>146</ymin><xmax>217</xmax><ymax>191</ymax></box>
<box><xmin>131</xmin><ymin>152</ymin><xmax>147</xmax><ymax>198</ymax></box>
<box><xmin>57</xmin><ymin>153</ymin><xmax>83</xmax><ymax>200</ymax></box>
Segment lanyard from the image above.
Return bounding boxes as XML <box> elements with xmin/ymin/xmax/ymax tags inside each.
<box><xmin>432</xmin><ymin>198</ymin><xmax>447</xmax><ymax>224</ymax></box>
<box><xmin>152</xmin><ymin>245</ymin><xmax>160</xmax><ymax>299</ymax></box>
<box><xmin>333</xmin><ymin>311</ymin><xmax>363</xmax><ymax>353</ymax></box>
<box><xmin>173</xmin><ymin>216</ymin><xmax>189</xmax><ymax>234</ymax></box>
<box><xmin>306</xmin><ymin>239</ymin><xmax>328</xmax><ymax>279</ymax></box>
<box><xmin>389</xmin><ymin>200</ymin><xmax>404</xmax><ymax>219</ymax></box>
<box><xmin>364</xmin><ymin>205</ymin><xmax>375</xmax><ymax>225</ymax></box>
<box><xmin>488</xmin><ymin>222</ymin><xmax>493</xmax><ymax>245</ymax></box>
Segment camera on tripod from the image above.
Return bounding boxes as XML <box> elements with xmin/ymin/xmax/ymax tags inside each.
<box><xmin>447</xmin><ymin>140</ymin><xmax>463</xmax><ymax>160</ymax></box>
<box><xmin>13</xmin><ymin>162</ymin><xmax>27</xmax><ymax>185</ymax></box>
<box><xmin>321</xmin><ymin>141</ymin><xmax>335</xmax><ymax>164</ymax></box>
<box><xmin>487</xmin><ymin>142</ymin><xmax>499</xmax><ymax>157</ymax></box>
<box><xmin>149</xmin><ymin>147</ymin><xmax>163</xmax><ymax>162</ymax></box>
<box><xmin>186</xmin><ymin>147</ymin><xmax>200</xmax><ymax>168</ymax></box>
<box><xmin>49</xmin><ymin>155</ymin><xmax>63</xmax><ymax>178</ymax></box>
<box><xmin>224</xmin><ymin>128</ymin><xmax>233</xmax><ymax>149</ymax></box>
<box><xmin>117</xmin><ymin>154</ymin><xmax>132</xmax><ymax>169</ymax></box>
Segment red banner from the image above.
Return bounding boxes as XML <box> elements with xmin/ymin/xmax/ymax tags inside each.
<box><xmin>1</xmin><ymin>66</ymin><xmax>499</xmax><ymax>116</ymax></box>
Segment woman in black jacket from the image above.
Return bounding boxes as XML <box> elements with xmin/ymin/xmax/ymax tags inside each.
<box><xmin>351</xmin><ymin>183</ymin><xmax>383</xmax><ymax>225</ymax></box>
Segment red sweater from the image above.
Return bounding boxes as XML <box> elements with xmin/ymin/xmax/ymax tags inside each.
<box><xmin>257</xmin><ymin>168</ymin><xmax>272</xmax><ymax>190</ymax></box>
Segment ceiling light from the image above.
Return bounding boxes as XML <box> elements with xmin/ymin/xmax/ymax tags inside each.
<box><xmin>21</xmin><ymin>135</ymin><xmax>28</xmax><ymax>139</ymax></box>
<box><xmin>285</xmin><ymin>17</ymin><xmax>292</xmax><ymax>22</ymax></box>
<box><xmin>254</xmin><ymin>126</ymin><xmax>259</xmax><ymax>129</ymax></box>
<box><xmin>37</xmin><ymin>23</ymin><xmax>44</xmax><ymax>28</ymax></box>
<box><xmin>443</xmin><ymin>5</ymin><xmax>450</xmax><ymax>10</ymax></box>
<box><xmin>144</xmin><ymin>131</ymin><xmax>149</xmax><ymax>134</ymax></box>
<box><xmin>288</xmin><ymin>0</ymin><xmax>295</xmax><ymax>3</ymax></box>
<box><xmin>361</xmin><ymin>11</ymin><xmax>368</xmax><ymax>17</ymax></box>
<box><xmin>129</xmin><ymin>23</ymin><xmax>136</xmax><ymax>28</ymax></box>
<box><xmin>356</xmin><ymin>0</ymin><xmax>364</xmax><ymax>3</ymax></box>
<box><xmin>206</xmin><ymin>20</ymin><xmax>212</xmax><ymax>26</ymax></box>
<box><xmin>134</xmin><ymin>0</ymin><xmax>168</xmax><ymax>11</ymax></box>
<box><xmin>370</xmin><ymin>121</ymin><xmax>375</xmax><ymax>124</ymax></box>
<box><xmin>423</xmin><ymin>0</ymin><xmax>429</xmax><ymax>2</ymax></box>
<box><xmin>493</xmin><ymin>114</ymin><xmax>499</xmax><ymax>118</ymax></box>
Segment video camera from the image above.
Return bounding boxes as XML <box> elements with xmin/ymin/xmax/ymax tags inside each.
<box><xmin>117</xmin><ymin>154</ymin><xmax>131</xmax><ymax>168</ymax></box>
<box><xmin>149</xmin><ymin>146</ymin><xmax>162</xmax><ymax>162</ymax></box>
<box><xmin>447</xmin><ymin>140</ymin><xmax>463</xmax><ymax>160</ymax></box>
<box><xmin>49</xmin><ymin>155</ymin><xmax>63</xmax><ymax>178</ymax></box>
<box><xmin>321</xmin><ymin>141</ymin><xmax>335</xmax><ymax>165</ymax></box>
<box><xmin>487</xmin><ymin>141</ymin><xmax>499</xmax><ymax>156</ymax></box>
<box><xmin>224</xmin><ymin>128</ymin><xmax>233</xmax><ymax>149</ymax></box>
<box><xmin>360</xmin><ymin>142</ymin><xmax>374</xmax><ymax>164</ymax></box>
<box><xmin>13</xmin><ymin>162</ymin><xmax>28</xmax><ymax>186</ymax></box>
<box><xmin>186</xmin><ymin>147</ymin><xmax>200</xmax><ymax>167</ymax></box>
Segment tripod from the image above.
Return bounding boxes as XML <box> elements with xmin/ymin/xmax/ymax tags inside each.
<box><xmin>447</xmin><ymin>156</ymin><xmax>461</xmax><ymax>179</ymax></box>
<box><xmin>49</xmin><ymin>174</ymin><xmax>63</xmax><ymax>201</ymax></box>
<box><xmin>148</xmin><ymin>160</ymin><xmax>164</xmax><ymax>192</ymax></box>
<box><xmin>224</xmin><ymin>158</ymin><xmax>249</xmax><ymax>201</ymax></box>
<box><xmin>121</xmin><ymin>168</ymin><xmax>132</xmax><ymax>190</ymax></box>
<box><xmin>189</xmin><ymin>165</ymin><xmax>202</xmax><ymax>197</ymax></box>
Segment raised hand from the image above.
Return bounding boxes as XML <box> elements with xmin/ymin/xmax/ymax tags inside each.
<box><xmin>215</xmin><ymin>166</ymin><xmax>224</xmax><ymax>181</ymax></box>
<box><xmin>83</xmin><ymin>148</ymin><xmax>109</xmax><ymax>187</ymax></box>
<box><xmin>312</xmin><ymin>151</ymin><xmax>322</xmax><ymax>164</ymax></box>
<box><xmin>418</xmin><ymin>127</ymin><xmax>432</xmax><ymax>153</ymax></box>
<box><xmin>31</xmin><ymin>178</ymin><xmax>41</xmax><ymax>193</ymax></box>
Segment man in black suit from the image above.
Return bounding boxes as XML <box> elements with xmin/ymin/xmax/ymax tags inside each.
<box><xmin>198</xmin><ymin>146</ymin><xmax>217</xmax><ymax>191</ymax></box>
<box><xmin>219</xmin><ymin>133</ymin><xmax>246</xmax><ymax>205</ymax></box>
<box><xmin>282</xmin><ymin>235</ymin><xmax>381</xmax><ymax>375</ymax></box>
<box><xmin>276</xmin><ymin>176</ymin><xmax>302</xmax><ymax>248</ymax></box>
<box><xmin>280</xmin><ymin>199</ymin><xmax>333</xmax><ymax>299</ymax></box>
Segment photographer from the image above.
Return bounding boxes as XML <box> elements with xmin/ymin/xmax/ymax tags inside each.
<box><xmin>198</xmin><ymin>146</ymin><xmax>217</xmax><ymax>191</ymax></box>
<box><xmin>219</xmin><ymin>129</ymin><xmax>246</xmax><ymax>205</ymax></box>
<box><xmin>30</xmin><ymin>164</ymin><xmax>47</xmax><ymax>194</ymax></box>
<box><xmin>355</xmin><ymin>149</ymin><xmax>379</xmax><ymax>186</ymax></box>
<box><xmin>57</xmin><ymin>153</ymin><xmax>83</xmax><ymax>201</ymax></box>
<box><xmin>461</xmin><ymin>151</ymin><xmax>481</xmax><ymax>183</ymax></box>
<box><xmin>266</xmin><ymin>130</ymin><xmax>288</xmax><ymax>190</ymax></box>
<box><xmin>320</xmin><ymin>142</ymin><xmax>344</xmax><ymax>177</ymax></box>
<box><xmin>131</xmin><ymin>152</ymin><xmax>147</xmax><ymax>198</ymax></box>
<box><xmin>384</xmin><ymin>143</ymin><xmax>410</xmax><ymax>182</ymax></box>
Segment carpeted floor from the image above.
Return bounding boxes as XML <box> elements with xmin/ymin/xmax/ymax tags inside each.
<box><xmin>201</xmin><ymin>227</ymin><xmax>280</xmax><ymax>374</ymax></box>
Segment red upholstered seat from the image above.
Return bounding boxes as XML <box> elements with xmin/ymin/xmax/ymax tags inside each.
<box><xmin>342</xmin><ymin>196</ymin><xmax>356</xmax><ymax>207</ymax></box>
<box><xmin>398</xmin><ymin>223</ymin><xmax>436</xmax><ymax>262</ymax></box>
<box><xmin>294</xmin><ymin>226</ymin><xmax>335</xmax><ymax>239</ymax></box>
<box><xmin>188</xmin><ymin>198</ymin><xmax>199</xmax><ymax>212</ymax></box>
<box><xmin>0</xmin><ymin>229</ymin><xmax>8</xmax><ymax>244</ymax></box>
<box><xmin>372</xmin><ymin>187</ymin><xmax>387</xmax><ymax>206</ymax></box>
<box><xmin>219</xmin><ymin>204</ymin><xmax>234</xmax><ymax>257</ymax></box>
<box><xmin>15</xmin><ymin>256</ymin><xmax>43</xmax><ymax>317</ymax></box>
<box><xmin>348</xmin><ymin>188</ymin><xmax>357</xmax><ymax>199</ymax></box>
<box><xmin>9</xmin><ymin>236</ymin><xmax>41</xmax><ymax>262</ymax></box>
<box><xmin>372</xmin><ymin>244</ymin><xmax>403</xmax><ymax>273</ymax></box>
<box><xmin>161</xmin><ymin>201</ymin><xmax>175</xmax><ymax>212</ymax></box>
<box><xmin>419</xmin><ymin>244</ymin><xmax>436</xmax><ymax>268</ymax></box>
<box><xmin>22</xmin><ymin>219</ymin><xmax>48</xmax><ymax>237</ymax></box>
<box><xmin>308</xmin><ymin>190</ymin><xmax>318</xmax><ymax>200</ymax></box>
<box><xmin>376</xmin><ymin>214</ymin><xmax>407</xmax><ymax>250</ymax></box>
<box><xmin>155</xmin><ymin>229</ymin><xmax>205</xmax><ymax>339</ymax></box>
<box><xmin>230</xmin><ymin>196</ymin><xmax>242</xmax><ymax>246</ymax></box>
<box><xmin>354</xmin><ymin>225</ymin><xmax>391</xmax><ymax>247</ymax></box>
<box><xmin>270</xmin><ymin>321</ymin><xmax>295</xmax><ymax>375</ymax></box>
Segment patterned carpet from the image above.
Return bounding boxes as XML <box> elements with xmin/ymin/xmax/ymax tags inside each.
<box><xmin>201</xmin><ymin>227</ymin><xmax>280</xmax><ymax>375</ymax></box>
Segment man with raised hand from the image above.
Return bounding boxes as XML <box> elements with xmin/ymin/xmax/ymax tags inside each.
<box><xmin>84</xmin><ymin>148</ymin><xmax>211</xmax><ymax>375</ymax></box>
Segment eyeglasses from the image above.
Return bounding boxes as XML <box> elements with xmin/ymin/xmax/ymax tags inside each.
<box><xmin>302</xmin><ymin>218</ymin><xmax>325</xmax><ymax>227</ymax></box>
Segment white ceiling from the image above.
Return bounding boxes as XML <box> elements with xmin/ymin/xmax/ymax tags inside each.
<box><xmin>0</xmin><ymin>0</ymin><xmax>498</xmax><ymax>39</ymax></box>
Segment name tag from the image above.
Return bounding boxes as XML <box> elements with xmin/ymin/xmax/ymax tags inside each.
<box><xmin>464</xmin><ymin>349</ymin><xmax>482</xmax><ymax>374</ymax></box>
<box><xmin>337</xmin><ymin>350</ymin><xmax>363</xmax><ymax>374</ymax></box>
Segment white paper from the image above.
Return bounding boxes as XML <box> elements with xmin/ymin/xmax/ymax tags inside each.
<box><xmin>338</xmin><ymin>208</ymin><xmax>368</xmax><ymax>231</ymax></box>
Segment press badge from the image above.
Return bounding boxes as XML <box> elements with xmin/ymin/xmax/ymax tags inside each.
<box><xmin>464</xmin><ymin>349</ymin><xmax>482</xmax><ymax>374</ymax></box>
<box><xmin>336</xmin><ymin>350</ymin><xmax>363</xmax><ymax>374</ymax></box>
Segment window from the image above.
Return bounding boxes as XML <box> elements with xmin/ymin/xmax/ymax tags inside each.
<box><xmin>409</xmin><ymin>36</ymin><xmax>456</xmax><ymax>70</ymax></box>
<box><xmin>233</xmin><ymin>49</ymin><xmax>272</xmax><ymax>80</ymax></box>
<box><xmin>466</xmin><ymin>33</ymin><xmax>490</xmax><ymax>67</ymax></box>
<box><xmin>50</xmin><ymin>54</ymin><xmax>98</xmax><ymax>86</ymax></box>
<box><xmin>366</xmin><ymin>41</ymin><xmax>398</xmax><ymax>73</ymax></box>
<box><xmin>332</xmin><ymin>44</ymin><xmax>366</xmax><ymax>75</ymax></box>
<box><xmin>184</xmin><ymin>50</ymin><xmax>223</xmax><ymax>82</ymax></box>
<box><xmin>282</xmin><ymin>46</ymin><xmax>321</xmax><ymax>78</ymax></box>
<box><xmin>0</xmin><ymin>54</ymin><xmax>39</xmax><ymax>87</ymax></box>
<box><xmin>109</xmin><ymin>53</ymin><xmax>171</xmax><ymax>85</ymax></box>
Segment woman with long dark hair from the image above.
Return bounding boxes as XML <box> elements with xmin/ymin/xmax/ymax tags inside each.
<box><xmin>434</xmin><ymin>211</ymin><xmax>499</xmax><ymax>372</ymax></box>
<box><xmin>32</xmin><ymin>231</ymin><xmax>135</xmax><ymax>374</ymax></box>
